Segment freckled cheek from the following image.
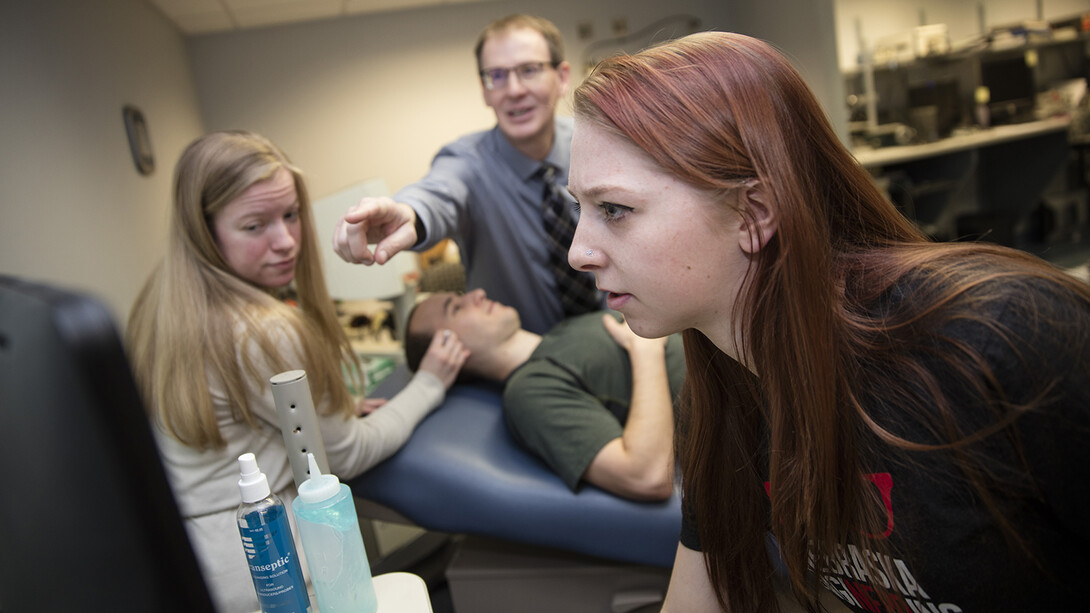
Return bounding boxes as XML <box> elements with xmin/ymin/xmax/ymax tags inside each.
<box><xmin>649</xmin><ymin>227</ymin><xmax>692</xmax><ymax>269</ymax></box>
<box><xmin>665</xmin><ymin>237</ymin><xmax>719</xmax><ymax>283</ymax></box>
<box><xmin>638</xmin><ymin>249</ymin><xmax>693</xmax><ymax>295</ymax></box>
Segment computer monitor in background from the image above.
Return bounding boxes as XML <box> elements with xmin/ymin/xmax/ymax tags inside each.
<box><xmin>981</xmin><ymin>53</ymin><xmax>1036</xmax><ymax>125</ymax></box>
<box><xmin>0</xmin><ymin>275</ymin><xmax>215</xmax><ymax>613</ymax></box>
<box><xmin>908</xmin><ymin>78</ymin><xmax>960</xmax><ymax>141</ymax></box>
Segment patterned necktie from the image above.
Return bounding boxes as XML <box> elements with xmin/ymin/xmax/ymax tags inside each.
<box><xmin>539</xmin><ymin>164</ymin><xmax>601</xmax><ymax>317</ymax></box>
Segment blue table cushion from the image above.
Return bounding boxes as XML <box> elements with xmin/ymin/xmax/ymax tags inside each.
<box><xmin>347</xmin><ymin>380</ymin><xmax>682</xmax><ymax>568</ymax></box>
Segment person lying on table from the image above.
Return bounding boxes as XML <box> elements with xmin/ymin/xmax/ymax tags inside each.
<box><xmin>403</xmin><ymin>289</ymin><xmax>685</xmax><ymax>501</ymax></box>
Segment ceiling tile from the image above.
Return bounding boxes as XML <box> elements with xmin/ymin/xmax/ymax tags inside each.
<box><xmin>170</xmin><ymin>11</ymin><xmax>236</xmax><ymax>35</ymax></box>
<box><xmin>344</xmin><ymin>0</ymin><xmax>440</xmax><ymax>15</ymax></box>
<box><xmin>230</xmin><ymin>0</ymin><xmax>343</xmax><ymax>29</ymax></box>
<box><xmin>150</xmin><ymin>0</ymin><xmax>225</xmax><ymax>17</ymax></box>
<box><xmin>150</xmin><ymin>0</ymin><xmax>510</xmax><ymax>34</ymax></box>
<box><xmin>224</xmin><ymin>0</ymin><xmax>330</xmax><ymax>10</ymax></box>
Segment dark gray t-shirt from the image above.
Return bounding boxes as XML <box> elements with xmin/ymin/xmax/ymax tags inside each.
<box><xmin>503</xmin><ymin>312</ymin><xmax>686</xmax><ymax>490</ymax></box>
<box><xmin>680</xmin><ymin>276</ymin><xmax>1090</xmax><ymax>611</ymax></box>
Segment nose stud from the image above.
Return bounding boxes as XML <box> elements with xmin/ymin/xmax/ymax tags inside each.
<box><xmin>585</xmin><ymin>249</ymin><xmax>593</xmax><ymax>256</ymax></box>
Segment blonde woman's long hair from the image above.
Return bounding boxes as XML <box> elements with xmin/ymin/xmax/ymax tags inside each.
<box><xmin>127</xmin><ymin>130</ymin><xmax>362</xmax><ymax>450</ymax></box>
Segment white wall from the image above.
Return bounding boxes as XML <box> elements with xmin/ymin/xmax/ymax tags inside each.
<box><xmin>835</xmin><ymin>0</ymin><xmax>1090</xmax><ymax>70</ymax></box>
<box><xmin>0</xmin><ymin>0</ymin><xmax>205</xmax><ymax>322</ymax></box>
<box><xmin>726</xmin><ymin>0</ymin><xmax>848</xmax><ymax>142</ymax></box>
<box><xmin>186</xmin><ymin>0</ymin><xmax>734</xmax><ymax>200</ymax></box>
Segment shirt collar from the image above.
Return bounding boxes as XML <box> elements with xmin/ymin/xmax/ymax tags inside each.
<box><xmin>487</xmin><ymin>121</ymin><xmax>570</xmax><ymax>182</ymax></box>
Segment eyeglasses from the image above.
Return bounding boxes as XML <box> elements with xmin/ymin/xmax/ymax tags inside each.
<box><xmin>479</xmin><ymin>61</ymin><xmax>558</xmax><ymax>91</ymax></box>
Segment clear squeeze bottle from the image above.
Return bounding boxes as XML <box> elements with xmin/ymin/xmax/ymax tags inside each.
<box><xmin>236</xmin><ymin>453</ymin><xmax>311</xmax><ymax>612</ymax></box>
<box><xmin>292</xmin><ymin>453</ymin><xmax>378</xmax><ymax>613</ymax></box>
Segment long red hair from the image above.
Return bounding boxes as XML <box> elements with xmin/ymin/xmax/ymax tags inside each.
<box><xmin>576</xmin><ymin>32</ymin><xmax>1090</xmax><ymax>611</ymax></box>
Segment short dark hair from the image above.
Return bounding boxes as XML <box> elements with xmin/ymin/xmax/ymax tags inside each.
<box><xmin>474</xmin><ymin>14</ymin><xmax>564</xmax><ymax>72</ymax></box>
<box><xmin>402</xmin><ymin>301</ymin><xmax>433</xmax><ymax>373</ymax></box>
<box><xmin>402</xmin><ymin>296</ymin><xmax>482</xmax><ymax>385</ymax></box>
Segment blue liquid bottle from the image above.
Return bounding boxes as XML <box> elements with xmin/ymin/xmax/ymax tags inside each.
<box><xmin>237</xmin><ymin>453</ymin><xmax>311</xmax><ymax>612</ymax></box>
<box><xmin>292</xmin><ymin>453</ymin><xmax>378</xmax><ymax>613</ymax></box>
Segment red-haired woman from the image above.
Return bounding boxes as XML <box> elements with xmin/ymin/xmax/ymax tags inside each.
<box><xmin>567</xmin><ymin>31</ymin><xmax>1090</xmax><ymax>612</ymax></box>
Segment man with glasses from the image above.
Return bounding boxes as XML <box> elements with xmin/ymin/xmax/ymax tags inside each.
<box><xmin>333</xmin><ymin>14</ymin><xmax>602</xmax><ymax>335</ymax></box>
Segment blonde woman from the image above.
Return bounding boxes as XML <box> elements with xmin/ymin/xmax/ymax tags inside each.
<box><xmin>127</xmin><ymin>130</ymin><xmax>468</xmax><ymax>613</ymax></box>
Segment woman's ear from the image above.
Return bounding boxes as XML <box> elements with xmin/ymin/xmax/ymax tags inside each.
<box><xmin>735</xmin><ymin>181</ymin><xmax>777</xmax><ymax>254</ymax></box>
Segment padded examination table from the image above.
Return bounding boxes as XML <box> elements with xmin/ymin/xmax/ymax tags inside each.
<box><xmin>346</xmin><ymin>370</ymin><xmax>682</xmax><ymax>568</ymax></box>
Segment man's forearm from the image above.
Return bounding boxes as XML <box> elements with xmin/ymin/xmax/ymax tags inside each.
<box><xmin>584</xmin><ymin>342</ymin><xmax>675</xmax><ymax>500</ymax></box>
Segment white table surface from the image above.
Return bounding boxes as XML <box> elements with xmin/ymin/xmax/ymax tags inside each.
<box><xmin>374</xmin><ymin>572</ymin><xmax>433</xmax><ymax>613</ymax></box>
<box><xmin>251</xmin><ymin>571</ymin><xmax>433</xmax><ymax>613</ymax></box>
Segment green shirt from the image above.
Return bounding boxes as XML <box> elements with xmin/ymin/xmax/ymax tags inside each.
<box><xmin>502</xmin><ymin>312</ymin><xmax>686</xmax><ymax>490</ymax></box>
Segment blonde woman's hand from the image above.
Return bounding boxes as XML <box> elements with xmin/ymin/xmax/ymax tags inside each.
<box><xmin>418</xmin><ymin>329</ymin><xmax>470</xmax><ymax>390</ymax></box>
<box><xmin>353</xmin><ymin>397</ymin><xmax>388</xmax><ymax>417</ymax></box>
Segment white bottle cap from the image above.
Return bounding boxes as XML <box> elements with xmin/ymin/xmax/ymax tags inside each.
<box><xmin>297</xmin><ymin>452</ymin><xmax>341</xmax><ymax>504</ymax></box>
<box><xmin>238</xmin><ymin>452</ymin><xmax>271</xmax><ymax>504</ymax></box>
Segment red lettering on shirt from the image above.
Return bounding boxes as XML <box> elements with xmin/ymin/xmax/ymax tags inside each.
<box><xmin>764</xmin><ymin>472</ymin><xmax>895</xmax><ymax>538</ymax></box>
